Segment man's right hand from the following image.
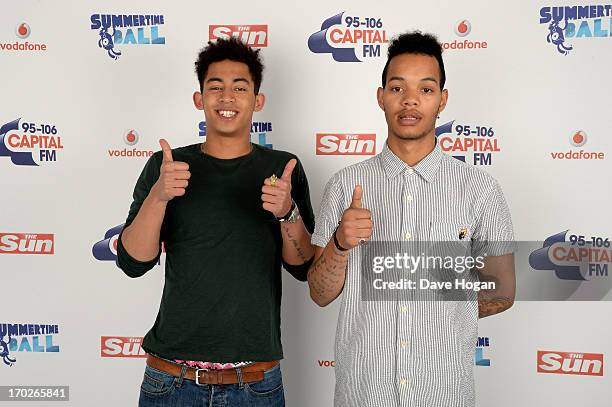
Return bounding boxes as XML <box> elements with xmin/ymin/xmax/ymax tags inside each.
<box><xmin>335</xmin><ymin>185</ymin><xmax>373</xmax><ymax>250</ymax></box>
<box><xmin>151</xmin><ymin>139</ymin><xmax>191</xmax><ymax>202</ymax></box>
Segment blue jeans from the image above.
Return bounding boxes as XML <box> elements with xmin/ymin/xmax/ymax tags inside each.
<box><xmin>138</xmin><ymin>363</ymin><xmax>285</xmax><ymax>407</ymax></box>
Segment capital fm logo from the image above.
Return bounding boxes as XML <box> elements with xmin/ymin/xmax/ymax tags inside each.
<box><xmin>0</xmin><ymin>233</ymin><xmax>54</xmax><ymax>255</ymax></box>
<box><xmin>537</xmin><ymin>351</ymin><xmax>603</xmax><ymax>376</ymax></box>
<box><xmin>540</xmin><ymin>5</ymin><xmax>612</xmax><ymax>55</ymax></box>
<box><xmin>441</xmin><ymin>19</ymin><xmax>488</xmax><ymax>51</ymax></box>
<box><xmin>101</xmin><ymin>336</ymin><xmax>146</xmax><ymax>358</ymax></box>
<box><xmin>308</xmin><ymin>12</ymin><xmax>389</xmax><ymax>62</ymax></box>
<box><xmin>316</xmin><ymin>134</ymin><xmax>376</xmax><ymax>155</ymax></box>
<box><xmin>549</xmin><ymin>130</ymin><xmax>605</xmax><ymax>160</ymax></box>
<box><xmin>198</xmin><ymin>121</ymin><xmax>274</xmax><ymax>148</ymax></box>
<box><xmin>435</xmin><ymin>120</ymin><xmax>501</xmax><ymax>165</ymax></box>
<box><xmin>89</xmin><ymin>13</ymin><xmax>166</xmax><ymax>60</ymax></box>
<box><xmin>0</xmin><ymin>323</ymin><xmax>60</xmax><ymax>367</ymax></box>
<box><xmin>0</xmin><ymin>22</ymin><xmax>48</xmax><ymax>52</ymax></box>
<box><xmin>108</xmin><ymin>129</ymin><xmax>154</xmax><ymax>158</ymax></box>
<box><xmin>475</xmin><ymin>336</ymin><xmax>491</xmax><ymax>366</ymax></box>
<box><xmin>92</xmin><ymin>224</ymin><xmax>164</xmax><ymax>267</ymax></box>
<box><xmin>530</xmin><ymin>230</ymin><xmax>611</xmax><ymax>281</ymax></box>
<box><xmin>0</xmin><ymin>118</ymin><xmax>64</xmax><ymax>166</ymax></box>
<box><xmin>209</xmin><ymin>25</ymin><xmax>268</xmax><ymax>47</ymax></box>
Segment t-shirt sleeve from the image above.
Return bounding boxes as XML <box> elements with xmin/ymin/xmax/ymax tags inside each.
<box><xmin>282</xmin><ymin>157</ymin><xmax>315</xmax><ymax>281</ymax></box>
<box><xmin>471</xmin><ymin>180</ymin><xmax>516</xmax><ymax>258</ymax></box>
<box><xmin>311</xmin><ymin>172</ymin><xmax>345</xmax><ymax>248</ymax></box>
<box><xmin>291</xmin><ymin>157</ymin><xmax>315</xmax><ymax>234</ymax></box>
<box><xmin>116</xmin><ymin>152</ymin><xmax>164</xmax><ymax>278</ymax></box>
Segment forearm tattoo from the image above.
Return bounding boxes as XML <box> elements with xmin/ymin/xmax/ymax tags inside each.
<box><xmin>308</xmin><ymin>246</ymin><xmax>348</xmax><ymax>300</ymax></box>
<box><xmin>281</xmin><ymin>223</ymin><xmax>307</xmax><ymax>263</ymax></box>
<box><xmin>478</xmin><ymin>292</ymin><xmax>514</xmax><ymax>318</ymax></box>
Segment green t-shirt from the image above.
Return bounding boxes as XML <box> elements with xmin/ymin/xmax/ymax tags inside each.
<box><xmin>117</xmin><ymin>143</ymin><xmax>315</xmax><ymax>362</ymax></box>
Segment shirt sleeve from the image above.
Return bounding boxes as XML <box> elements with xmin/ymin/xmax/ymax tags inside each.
<box><xmin>471</xmin><ymin>180</ymin><xmax>516</xmax><ymax>258</ymax></box>
<box><xmin>311</xmin><ymin>172</ymin><xmax>346</xmax><ymax>248</ymax></box>
<box><xmin>281</xmin><ymin>157</ymin><xmax>315</xmax><ymax>281</ymax></box>
<box><xmin>116</xmin><ymin>152</ymin><xmax>164</xmax><ymax>278</ymax></box>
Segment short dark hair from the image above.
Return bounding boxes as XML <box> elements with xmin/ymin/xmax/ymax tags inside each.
<box><xmin>195</xmin><ymin>37</ymin><xmax>264</xmax><ymax>94</ymax></box>
<box><xmin>381</xmin><ymin>31</ymin><xmax>446</xmax><ymax>89</ymax></box>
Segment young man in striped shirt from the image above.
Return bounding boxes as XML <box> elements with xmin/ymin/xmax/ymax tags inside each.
<box><xmin>308</xmin><ymin>31</ymin><xmax>516</xmax><ymax>407</ymax></box>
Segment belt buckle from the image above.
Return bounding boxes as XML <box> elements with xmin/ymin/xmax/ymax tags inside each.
<box><xmin>195</xmin><ymin>368</ymin><xmax>210</xmax><ymax>386</ymax></box>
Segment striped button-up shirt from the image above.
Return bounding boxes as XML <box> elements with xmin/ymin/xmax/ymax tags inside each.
<box><xmin>312</xmin><ymin>141</ymin><xmax>515</xmax><ymax>407</ymax></box>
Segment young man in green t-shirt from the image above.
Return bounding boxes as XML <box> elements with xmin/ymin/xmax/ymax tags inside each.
<box><xmin>118</xmin><ymin>37</ymin><xmax>314</xmax><ymax>407</ymax></box>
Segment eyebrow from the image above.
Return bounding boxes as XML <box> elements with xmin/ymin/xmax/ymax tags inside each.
<box><xmin>205</xmin><ymin>77</ymin><xmax>251</xmax><ymax>85</ymax></box>
<box><xmin>388</xmin><ymin>76</ymin><xmax>438</xmax><ymax>84</ymax></box>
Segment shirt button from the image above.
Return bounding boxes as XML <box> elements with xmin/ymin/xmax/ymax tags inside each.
<box><xmin>400</xmin><ymin>306</ymin><xmax>408</xmax><ymax>313</ymax></box>
<box><xmin>408</xmin><ymin>168</ymin><xmax>415</xmax><ymax>174</ymax></box>
<box><xmin>400</xmin><ymin>378</ymin><xmax>407</xmax><ymax>385</ymax></box>
<box><xmin>401</xmin><ymin>340</ymin><xmax>408</xmax><ymax>348</ymax></box>
<box><xmin>406</xmin><ymin>194</ymin><xmax>413</xmax><ymax>202</ymax></box>
<box><xmin>404</xmin><ymin>232</ymin><xmax>412</xmax><ymax>240</ymax></box>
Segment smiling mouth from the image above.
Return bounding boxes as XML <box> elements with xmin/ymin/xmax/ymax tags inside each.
<box><xmin>216</xmin><ymin>110</ymin><xmax>238</xmax><ymax>119</ymax></box>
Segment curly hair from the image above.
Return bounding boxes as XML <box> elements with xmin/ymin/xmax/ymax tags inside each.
<box><xmin>381</xmin><ymin>31</ymin><xmax>446</xmax><ymax>89</ymax></box>
<box><xmin>195</xmin><ymin>37</ymin><xmax>264</xmax><ymax>93</ymax></box>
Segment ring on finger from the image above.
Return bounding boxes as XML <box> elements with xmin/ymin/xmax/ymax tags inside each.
<box><xmin>270</xmin><ymin>174</ymin><xmax>278</xmax><ymax>187</ymax></box>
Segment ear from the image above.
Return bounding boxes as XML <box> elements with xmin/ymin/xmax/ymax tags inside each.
<box><xmin>377</xmin><ymin>87</ymin><xmax>385</xmax><ymax>111</ymax></box>
<box><xmin>254</xmin><ymin>93</ymin><xmax>266</xmax><ymax>112</ymax></box>
<box><xmin>438</xmin><ymin>89</ymin><xmax>449</xmax><ymax>114</ymax></box>
<box><xmin>193</xmin><ymin>91</ymin><xmax>204</xmax><ymax>110</ymax></box>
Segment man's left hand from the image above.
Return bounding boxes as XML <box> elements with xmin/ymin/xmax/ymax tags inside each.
<box><xmin>262</xmin><ymin>158</ymin><xmax>297</xmax><ymax>218</ymax></box>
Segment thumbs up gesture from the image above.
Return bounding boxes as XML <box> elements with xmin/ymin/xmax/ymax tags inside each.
<box><xmin>151</xmin><ymin>139</ymin><xmax>191</xmax><ymax>202</ymax></box>
<box><xmin>262</xmin><ymin>158</ymin><xmax>297</xmax><ymax>218</ymax></box>
<box><xmin>335</xmin><ymin>185</ymin><xmax>373</xmax><ymax>250</ymax></box>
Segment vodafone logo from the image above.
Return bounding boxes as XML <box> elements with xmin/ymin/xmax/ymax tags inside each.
<box><xmin>101</xmin><ymin>336</ymin><xmax>147</xmax><ymax>358</ymax></box>
<box><xmin>15</xmin><ymin>23</ymin><xmax>30</xmax><ymax>39</ymax></box>
<box><xmin>0</xmin><ymin>233</ymin><xmax>54</xmax><ymax>254</ymax></box>
<box><xmin>569</xmin><ymin>130</ymin><xmax>587</xmax><ymax>147</ymax></box>
<box><xmin>454</xmin><ymin>20</ymin><xmax>471</xmax><ymax>37</ymax></box>
<box><xmin>317</xmin><ymin>360</ymin><xmax>335</xmax><ymax>367</ymax></box>
<box><xmin>209</xmin><ymin>25</ymin><xmax>268</xmax><ymax>47</ymax></box>
<box><xmin>124</xmin><ymin>129</ymin><xmax>139</xmax><ymax>146</ymax></box>
<box><xmin>316</xmin><ymin>133</ymin><xmax>376</xmax><ymax>156</ymax></box>
<box><xmin>550</xmin><ymin>129</ymin><xmax>605</xmax><ymax>160</ymax></box>
<box><xmin>537</xmin><ymin>351</ymin><xmax>603</xmax><ymax>376</ymax></box>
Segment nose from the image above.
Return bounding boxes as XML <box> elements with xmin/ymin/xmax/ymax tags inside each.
<box><xmin>401</xmin><ymin>89</ymin><xmax>419</xmax><ymax>107</ymax></box>
<box><xmin>219</xmin><ymin>88</ymin><xmax>235</xmax><ymax>104</ymax></box>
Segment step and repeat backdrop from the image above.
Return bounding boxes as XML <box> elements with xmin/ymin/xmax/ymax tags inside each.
<box><xmin>1</xmin><ymin>0</ymin><xmax>611</xmax><ymax>406</ymax></box>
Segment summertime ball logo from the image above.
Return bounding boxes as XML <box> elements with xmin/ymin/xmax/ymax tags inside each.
<box><xmin>0</xmin><ymin>323</ymin><xmax>60</xmax><ymax>367</ymax></box>
<box><xmin>199</xmin><ymin>121</ymin><xmax>274</xmax><ymax>148</ymax></box>
<box><xmin>89</xmin><ymin>13</ymin><xmax>166</xmax><ymax>59</ymax></box>
<box><xmin>540</xmin><ymin>5</ymin><xmax>612</xmax><ymax>55</ymax></box>
<box><xmin>308</xmin><ymin>11</ymin><xmax>389</xmax><ymax>62</ymax></box>
<box><xmin>0</xmin><ymin>118</ymin><xmax>63</xmax><ymax>166</ymax></box>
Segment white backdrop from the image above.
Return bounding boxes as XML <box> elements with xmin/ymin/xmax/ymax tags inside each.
<box><xmin>1</xmin><ymin>0</ymin><xmax>611</xmax><ymax>406</ymax></box>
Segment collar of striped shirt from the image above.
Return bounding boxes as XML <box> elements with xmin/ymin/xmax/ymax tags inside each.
<box><xmin>380</xmin><ymin>140</ymin><xmax>443</xmax><ymax>183</ymax></box>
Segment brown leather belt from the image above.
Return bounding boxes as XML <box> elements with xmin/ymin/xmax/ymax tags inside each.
<box><xmin>146</xmin><ymin>354</ymin><xmax>279</xmax><ymax>385</ymax></box>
